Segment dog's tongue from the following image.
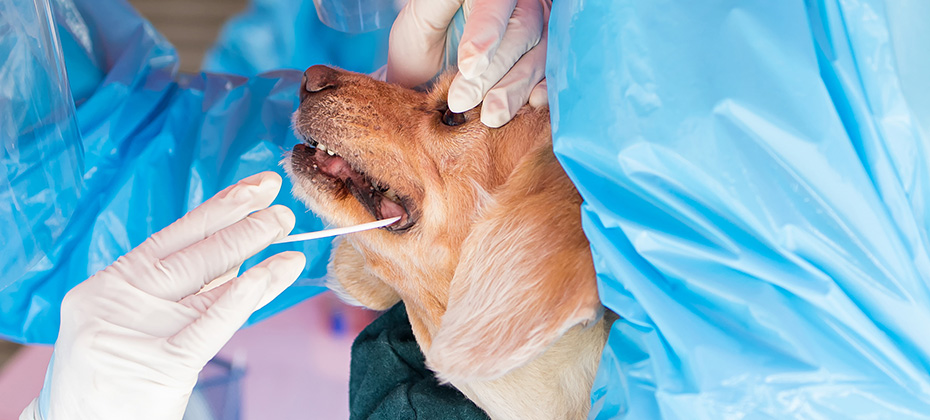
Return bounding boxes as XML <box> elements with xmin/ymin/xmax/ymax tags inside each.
<box><xmin>379</xmin><ymin>196</ymin><xmax>405</xmax><ymax>220</ymax></box>
<box><xmin>317</xmin><ymin>153</ymin><xmax>363</xmax><ymax>184</ymax></box>
<box><xmin>316</xmin><ymin>150</ymin><xmax>407</xmax><ymax>224</ymax></box>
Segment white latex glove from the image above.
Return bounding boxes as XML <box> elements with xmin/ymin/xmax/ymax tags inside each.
<box><xmin>20</xmin><ymin>171</ymin><xmax>306</xmax><ymax>420</ymax></box>
<box><xmin>386</xmin><ymin>0</ymin><xmax>551</xmax><ymax>128</ymax></box>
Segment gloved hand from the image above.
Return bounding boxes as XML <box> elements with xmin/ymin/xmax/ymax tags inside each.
<box><xmin>385</xmin><ymin>0</ymin><xmax>551</xmax><ymax>128</ymax></box>
<box><xmin>19</xmin><ymin>171</ymin><xmax>306</xmax><ymax>420</ymax></box>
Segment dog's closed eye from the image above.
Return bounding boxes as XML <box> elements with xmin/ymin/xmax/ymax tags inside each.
<box><xmin>441</xmin><ymin>108</ymin><xmax>467</xmax><ymax>126</ymax></box>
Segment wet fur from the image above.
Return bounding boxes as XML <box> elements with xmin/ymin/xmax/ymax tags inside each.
<box><xmin>286</xmin><ymin>67</ymin><xmax>610</xmax><ymax>419</ymax></box>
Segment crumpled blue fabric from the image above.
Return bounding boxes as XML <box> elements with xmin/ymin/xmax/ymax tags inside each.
<box><xmin>202</xmin><ymin>0</ymin><xmax>388</xmax><ymax>76</ymax></box>
<box><xmin>548</xmin><ymin>0</ymin><xmax>930</xmax><ymax>418</ymax></box>
<box><xmin>0</xmin><ymin>0</ymin><xmax>386</xmax><ymax>344</ymax></box>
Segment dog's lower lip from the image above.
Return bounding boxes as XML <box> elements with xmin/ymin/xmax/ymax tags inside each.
<box><xmin>384</xmin><ymin>207</ymin><xmax>416</xmax><ymax>231</ymax></box>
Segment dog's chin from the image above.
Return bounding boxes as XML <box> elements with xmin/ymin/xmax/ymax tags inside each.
<box><xmin>288</xmin><ymin>143</ymin><xmax>417</xmax><ymax>232</ymax></box>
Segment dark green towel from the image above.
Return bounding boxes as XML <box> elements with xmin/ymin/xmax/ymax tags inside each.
<box><xmin>349</xmin><ymin>302</ymin><xmax>491</xmax><ymax>420</ymax></box>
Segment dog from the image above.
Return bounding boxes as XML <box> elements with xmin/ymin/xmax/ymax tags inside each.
<box><xmin>286</xmin><ymin>65</ymin><xmax>612</xmax><ymax>419</ymax></box>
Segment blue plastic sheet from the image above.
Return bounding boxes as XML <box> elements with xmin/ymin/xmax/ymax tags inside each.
<box><xmin>0</xmin><ymin>0</ymin><xmax>387</xmax><ymax>344</ymax></box>
<box><xmin>548</xmin><ymin>0</ymin><xmax>930</xmax><ymax>417</ymax></box>
<box><xmin>0</xmin><ymin>0</ymin><xmax>84</xmax><ymax>297</ymax></box>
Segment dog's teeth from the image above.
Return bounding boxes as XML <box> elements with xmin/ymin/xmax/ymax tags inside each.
<box><xmin>318</xmin><ymin>143</ymin><xmax>328</xmax><ymax>152</ymax></box>
<box><xmin>383</xmin><ymin>188</ymin><xmax>398</xmax><ymax>201</ymax></box>
<box><xmin>327</xmin><ymin>149</ymin><xmax>336</xmax><ymax>156</ymax></box>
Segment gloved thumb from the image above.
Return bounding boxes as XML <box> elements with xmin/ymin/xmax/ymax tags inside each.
<box><xmin>169</xmin><ymin>267</ymin><xmax>267</xmax><ymax>366</ymax></box>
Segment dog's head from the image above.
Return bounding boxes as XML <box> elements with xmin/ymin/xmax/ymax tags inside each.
<box><xmin>287</xmin><ymin>65</ymin><xmax>600</xmax><ymax>382</ymax></box>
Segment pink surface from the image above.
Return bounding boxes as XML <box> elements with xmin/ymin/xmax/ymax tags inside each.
<box><xmin>218</xmin><ymin>293</ymin><xmax>375</xmax><ymax>420</ymax></box>
<box><xmin>0</xmin><ymin>293</ymin><xmax>376</xmax><ymax>420</ymax></box>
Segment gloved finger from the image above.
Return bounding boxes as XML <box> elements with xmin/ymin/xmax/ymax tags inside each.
<box><xmin>138</xmin><ymin>172</ymin><xmax>283</xmax><ymax>260</ymax></box>
<box><xmin>179</xmin><ymin>251</ymin><xmax>305</xmax><ymax>313</ymax></box>
<box><xmin>447</xmin><ymin>0</ymin><xmax>545</xmax><ymax>113</ymax></box>
<box><xmin>386</xmin><ymin>0</ymin><xmax>464</xmax><ymax>88</ymax></box>
<box><xmin>168</xmin><ymin>267</ymin><xmax>268</xmax><ymax>368</ymax></box>
<box><xmin>479</xmin><ymin>7</ymin><xmax>548</xmax><ymax>128</ymax></box>
<box><xmin>254</xmin><ymin>251</ymin><xmax>306</xmax><ymax>309</ymax></box>
<box><xmin>178</xmin><ymin>280</ymin><xmax>233</xmax><ymax>314</ymax></box>
<box><xmin>169</xmin><ymin>252</ymin><xmax>305</xmax><ymax>365</ymax></box>
<box><xmin>141</xmin><ymin>205</ymin><xmax>295</xmax><ymax>301</ymax></box>
<box><xmin>479</xmin><ymin>41</ymin><xmax>547</xmax><ymax>128</ymax></box>
<box><xmin>457</xmin><ymin>0</ymin><xmax>519</xmax><ymax>79</ymax></box>
<box><xmin>528</xmin><ymin>78</ymin><xmax>548</xmax><ymax>108</ymax></box>
<box><xmin>370</xmin><ymin>64</ymin><xmax>388</xmax><ymax>82</ymax></box>
<box><xmin>192</xmin><ymin>264</ymin><xmax>242</xmax><ymax>301</ymax></box>
<box><xmin>62</xmin><ymin>276</ymin><xmax>200</xmax><ymax>338</ymax></box>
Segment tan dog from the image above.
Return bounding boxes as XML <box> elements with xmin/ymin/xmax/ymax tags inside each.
<box><xmin>286</xmin><ymin>65</ymin><xmax>611</xmax><ymax>420</ymax></box>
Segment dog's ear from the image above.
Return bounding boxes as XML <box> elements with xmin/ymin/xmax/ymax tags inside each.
<box><xmin>426</xmin><ymin>146</ymin><xmax>601</xmax><ymax>382</ymax></box>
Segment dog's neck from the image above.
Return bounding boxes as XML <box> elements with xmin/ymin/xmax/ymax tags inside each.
<box><xmin>352</xmin><ymin>235</ymin><xmax>458</xmax><ymax>348</ymax></box>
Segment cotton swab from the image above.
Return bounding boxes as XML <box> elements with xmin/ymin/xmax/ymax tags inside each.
<box><xmin>272</xmin><ymin>216</ymin><xmax>401</xmax><ymax>244</ymax></box>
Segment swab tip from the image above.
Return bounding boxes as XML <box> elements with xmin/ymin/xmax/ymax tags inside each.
<box><xmin>272</xmin><ymin>216</ymin><xmax>402</xmax><ymax>244</ymax></box>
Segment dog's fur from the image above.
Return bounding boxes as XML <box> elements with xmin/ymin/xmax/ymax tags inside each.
<box><xmin>286</xmin><ymin>66</ymin><xmax>610</xmax><ymax>419</ymax></box>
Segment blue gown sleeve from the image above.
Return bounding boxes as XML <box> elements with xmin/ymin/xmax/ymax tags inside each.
<box><xmin>547</xmin><ymin>1</ymin><xmax>930</xmax><ymax>418</ymax></box>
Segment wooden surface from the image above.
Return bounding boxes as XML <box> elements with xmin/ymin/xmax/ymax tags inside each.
<box><xmin>128</xmin><ymin>0</ymin><xmax>249</xmax><ymax>73</ymax></box>
<box><xmin>0</xmin><ymin>341</ymin><xmax>20</xmax><ymax>369</ymax></box>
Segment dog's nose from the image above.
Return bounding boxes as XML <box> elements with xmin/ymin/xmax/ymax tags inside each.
<box><xmin>300</xmin><ymin>65</ymin><xmax>340</xmax><ymax>102</ymax></box>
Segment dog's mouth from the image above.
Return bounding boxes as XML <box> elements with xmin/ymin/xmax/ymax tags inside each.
<box><xmin>291</xmin><ymin>137</ymin><xmax>416</xmax><ymax>232</ymax></box>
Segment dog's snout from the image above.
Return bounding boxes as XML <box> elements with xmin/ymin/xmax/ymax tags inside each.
<box><xmin>300</xmin><ymin>65</ymin><xmax>340</xmax><ymax>102</ymax></box>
